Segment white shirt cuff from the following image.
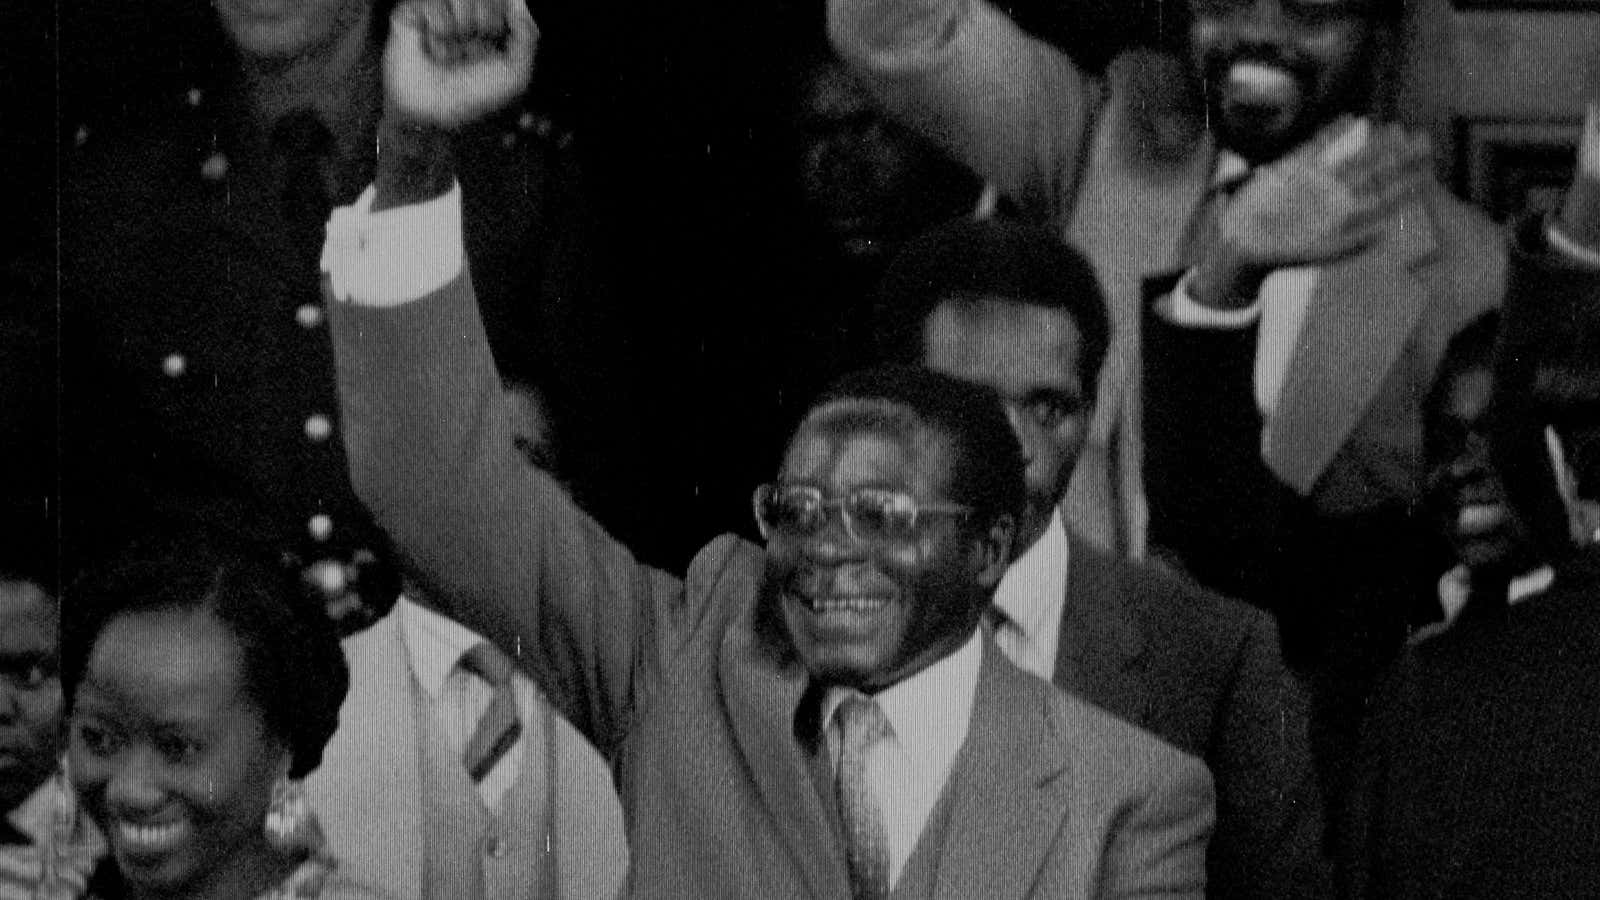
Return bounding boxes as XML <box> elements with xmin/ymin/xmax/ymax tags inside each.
<box><xmin>320</xmin><ymin>182</ymin><xmax>465</xmax><ymax>307</ymax></box>
<box><xmin>1162</xmin><ymin>269</ymin><xmax>1262</xmax><ymax>329</ymax></box>
<box><xmin>1547</xmin><ymin>221</ymin><xmax>1600</xmax><ymax>270</ymax></box>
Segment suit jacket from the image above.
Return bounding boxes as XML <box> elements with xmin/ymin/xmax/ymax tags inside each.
<box><xmin>1336</xmin><ymin>546</ymin><xmax>1600</xmax><ymax>900</ymax></box>
<box><xmin>304</xmin><ymin>606</ymin><xmax>629</xmax><ymax>900</ymax></box>
<box><xmin>828</xmin><ymin>0</ymin><xmax>1503</xmax><ymax>562</ymax></box>
<box><xmin>327</xmin><ymin>263</ymin><xmax>1215</xmax><ymax>899</ymax></box>
<box><xmin>1057</xmin><ymin>535</ymin><xmax>1330</xmax><ymax>900</ymax></box>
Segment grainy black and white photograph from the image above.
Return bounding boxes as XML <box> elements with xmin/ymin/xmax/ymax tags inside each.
<box><xmin>3</xmin><ymin>0</ymin><xmax>1600</xmax><ymax>896</ymax></box>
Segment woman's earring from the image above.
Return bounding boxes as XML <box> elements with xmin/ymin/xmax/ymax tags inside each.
<box><xmin>264</xmin><ymin>775</ymin><xmax>322</xmax><ymax>853</ymax></box>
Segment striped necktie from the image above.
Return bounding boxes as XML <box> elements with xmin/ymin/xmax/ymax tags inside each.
<box><xmin>459</xmin><ymin>642</ymin><xmax>523</xmax><ymax>786</ymax></box>
<box><xmin>833</xmin><ymin>693</ymin><xmax>893</xmax><ymax>900</ymax></box>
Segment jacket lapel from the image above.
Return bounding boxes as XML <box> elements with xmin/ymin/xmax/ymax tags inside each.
<box><xmin>1263</xmin><ymin>198</ymin><xmax>1441</xmax><ymax>495</ymax></box>
<box><xmin>719</xmin><ymin>615</ymin><xmax>851</xmax><ymax>899</ymax></box>
<box><xmin>304</xmin><ymin>609</ymin><xmax>426</xmax><ymax>899</ymax></box>
<box><xmin>931</xmin><ymin>640</ymin><xmax>1078</xmax><ymax>900</ymax></box>
<box><xmin>1055</xmin><ymin>532</ymin><xmax>1149</xmax><ymax>728</ymax></box>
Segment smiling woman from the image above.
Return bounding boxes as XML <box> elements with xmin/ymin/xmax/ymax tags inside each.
<box><xmin>59</xmin><ymin>533</ymin><xmax>389</xmax><ymax>900</ymax></box>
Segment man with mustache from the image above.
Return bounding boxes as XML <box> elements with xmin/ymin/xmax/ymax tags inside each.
<box><xmin>828</xmin><ymin>0</ymin><xmax>1504</xmax><ymax>805</ymax></box>
<box><xmin>322</xmin><ymin>1</ymin><xmax>1215</xmax><ymax>895</ymax></box>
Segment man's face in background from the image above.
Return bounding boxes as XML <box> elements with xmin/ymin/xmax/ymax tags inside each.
<box><xmin>1187</xmin><ymin>0</ymin><xmax>1379</xmax><ymax>163</ymax></box>
<box><xmin>794</xmin><ymin>62</ymin><xmax>983</xmax><ymax>262</ymax></box>
<box><xmin>0</xmin><ymin>579</ymin><xmax>62</xmax><ymax>813</ymax></box>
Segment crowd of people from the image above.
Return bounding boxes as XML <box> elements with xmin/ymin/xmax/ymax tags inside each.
<box><xmin>4</xmin><ymin>0</ymin><xmax>1600</xmax><ymax>897</ymax></box>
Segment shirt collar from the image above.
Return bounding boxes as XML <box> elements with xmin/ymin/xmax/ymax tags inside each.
<box><xmin>821</xmin><ymin>627</ymin><xmax>984</xmax><ymax>766</ymax></box>
<box><xmin>6</xmin><ymin>776</ymin><xmax>56</xmax><ymax>845</ymax></box>
<box><xmin>993</xmin><ymin>509</ymin><xmax>1070</xmax><ymax>643</ymax></box>
<box><xmin>1213</xmin><ymin>151</ymin><xmax>1251</xmax><ymax>188</ymax></box>
<box><xmin>398</xmin><ymin>597</ymin><xmax>487</xmax><ymax>699</ymax></box>
<box><xmin>1436</xmin><ymin>563</ymin><xmax>1557</xmax><ymax>624</ymax></box>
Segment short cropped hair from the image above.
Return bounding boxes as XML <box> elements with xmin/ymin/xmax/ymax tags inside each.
<box><xmin>62</xmin><ymin>530</ymin><xmax>349</xmax><ymax>780</ymax></box>
<box><xmin>874</xmin><ymin>218</ymin><xmax>1111</xmax><ymax>394</ymax></box>
<box><xmin>802</xmin><ymin>364</ymin><xmax>1027</xmax><ymax>528</ymax></box>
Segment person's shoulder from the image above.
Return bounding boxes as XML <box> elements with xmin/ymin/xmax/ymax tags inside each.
<box><xmin>1098</xmin><ymin>548</ymin><xmax>1270</xmax><ymax>656</ymax></box>
<box><xmin>313</xmin><ymin>869</ymin><xmax>405</xmax><ymax>900</ymax></box>
<box><xmin>1045</xmin><ymin>680</ymin><xmax>1212</xmax><ymax>796</ymax></box>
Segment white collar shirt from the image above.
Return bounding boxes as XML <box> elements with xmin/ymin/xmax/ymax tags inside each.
<box><xmin>399</xmin><ymin>597</ymin><xmax>531</xmax><ymax>808</ymax></box>
<box><xmin>820</xmin><ymin>628</ymin><xmax>983</xmax><ymax>889</ymax></box>
<box><xmin>991</xmin><ymin>509</ymin><xmax>1071</xmax><ymax>680</ymax></box>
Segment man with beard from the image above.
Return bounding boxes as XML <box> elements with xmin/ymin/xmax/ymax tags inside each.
<box><xmin>1337</xmin><ymin>103</ymin><xmax>1600</xmax><ymax>899</ymax></box>
<box><xmin>323</xmin><ymin>2</ymin><xmax>1214</xmax><ymax>894</ymax></box>
<box><xmin>828</xmin><ymin>0</ymin><xmax>1503</xmax><ymax>803</ymax></box>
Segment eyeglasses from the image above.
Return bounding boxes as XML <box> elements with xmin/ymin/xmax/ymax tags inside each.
<box><xmin>753</xmin><ymin>484</ymin><xmax>973</xmax><ymax>543</ymax></box>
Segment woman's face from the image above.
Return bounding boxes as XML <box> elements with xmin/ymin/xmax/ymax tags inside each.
<box><xmin>68</xmin><ymin>607</ymin><xmax>289</xmax><ymax>896</ymax></box>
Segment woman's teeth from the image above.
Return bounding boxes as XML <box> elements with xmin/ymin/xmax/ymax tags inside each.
<box><xmin>810</xmin><ymin>597</ymin><xmax>889</xmax><ymax>614</ymax></box>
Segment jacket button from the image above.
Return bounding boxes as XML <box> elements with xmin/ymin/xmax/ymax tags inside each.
<box><xmin>304</xmin><ymin>414</ymin><xmax>333</xmax><ymax>442</ymax></box>
<box><xmin>296</xmin><ymin>304</ymin><xmax>324</xmax><ymax>328</ymax></box>
<box><xmin>162</xmin><ymin>353</ymin><xmax>187</xmax><ymax>378</ymax></box>
<box><xmin>308</xmin><ymin>514</ymin><xmax>333</xmax><ymax>542</ymax></box>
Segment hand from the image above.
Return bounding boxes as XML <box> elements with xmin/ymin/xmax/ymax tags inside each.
<box><xmin>383</xmin><ymin>0</ymin><xmax>538</xmax><ymax>129</ymax></box>
<box><xmin>1555</xmin><ymin>102</ymin><xmax>1600</xmax><ymax>255</ymax></box>
<box><xmin>1188</xmin><ymin>119</ymin><xmax>1433</xmax><ymax>309</ymax></box>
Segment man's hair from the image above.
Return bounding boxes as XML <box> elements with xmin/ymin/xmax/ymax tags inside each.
<box><xmin>873</xmin><ymin>218</ymin><xmax>1111</xmax><ymax>394</ymax></box>
<box><xmin>62</xmin><ymin>528</ymin><xmax>349</xmax><ymax>780</ymax></box>
<box><xmin>801</xmin><ymin>365</ymin><xmax>1027</xmax><ymax>528</ymax></box>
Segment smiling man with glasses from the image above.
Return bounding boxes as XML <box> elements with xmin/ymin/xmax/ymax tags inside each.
<box><xmin>319</xmin><ymin>4</ymin><xmax>1214</xmax><ymax>895</ymax></box>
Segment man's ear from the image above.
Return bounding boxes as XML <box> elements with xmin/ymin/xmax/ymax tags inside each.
<box><xmin>971</xmin><ymin>513</ymin><xmax>1015</xmax><ymax>590</ymax></box>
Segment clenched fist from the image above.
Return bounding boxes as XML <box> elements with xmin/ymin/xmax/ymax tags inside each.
<box><xmin>383</xmin><ymin>0</ymin><xmax>538</xmax><ymax>129</ymax></box>
<box><xmin>1189</xmin><ymin>118</ymin><xmax>1433</xmax><ymax>310</ymax></box>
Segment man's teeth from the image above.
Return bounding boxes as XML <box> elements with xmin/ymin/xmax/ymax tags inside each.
<box><xmin>116</xmin><ymin>821</ymin><xmax>186</xmax><ymax>852</ymax></box>
<box><xmin>810</xmin><ymin>597</ymin><xmax>888</xmax><ymax>613</ymax></box>
<box><xmin>1458</xmin><ymin>503</ymin><xmax>1506</xmax><ymax>531</ymax></box>
<box><xmin>1228</xmin><ymin>61</ymin><xmax>1295</xmax><ymax>92</ymax></box>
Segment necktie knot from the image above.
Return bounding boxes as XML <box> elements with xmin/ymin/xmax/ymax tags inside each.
<box><xmin>460</xmin><ymin>641</ymin><xmax>515</xmax><ymax>687</ymax></box>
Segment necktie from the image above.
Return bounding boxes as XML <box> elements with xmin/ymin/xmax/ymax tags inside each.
<box><xmin>834</xmin><ymin>693</ymin><xmax>893</xmax><ymax>900</ymax></box>
<box><xmin>459</xmin><ymin>642</ymin><xmax>523</xmax><ymax>785</ymax></box>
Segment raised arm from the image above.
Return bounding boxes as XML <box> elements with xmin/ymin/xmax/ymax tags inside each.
<box><xmin>826</xmin><ymin>0</ymin><xmax>1101</xmax><ymax>217</ymax></box>
<box><xmin>325</xmin><ymin>0</ymin><xmax>683</xmax><ymax>758</ymax></box>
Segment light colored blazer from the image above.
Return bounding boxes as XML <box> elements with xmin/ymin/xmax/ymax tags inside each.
<box><xmin>304</xmin><ymin>607</ymin><xmax>628</xmax><ymax>900</ymax></box>
<box><xmin>326</xmin><ymin>258</ymin><xmax>1216</xmax><ymax>898</ymax></box>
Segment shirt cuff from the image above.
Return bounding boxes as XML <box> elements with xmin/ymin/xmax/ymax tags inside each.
<box><xmin>1161</xmin><ymin>269</ymin><xmax>1262</xmax><ymax>329</ymax></box>
<box><xmin>1546</xmin><ymin>220</ymin><xmax>1600</xmax><ymax>270</ymax></box>
<box><xmin>321</xmin><ymin>182</ymin><xmax>465</xmax><ymax>307</ymax></box>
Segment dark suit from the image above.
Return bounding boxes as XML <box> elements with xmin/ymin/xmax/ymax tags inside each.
<box><xmin>328</xmin><ymin>262</ymin><xmax>1215</xmax><ymax>899</ymax></box>
<box><xmin>1056</xmin><ymin>536</ymin><xmax>1330</xmax><ymax>900</ymax></box>
<box><xmin>1336</xmin><ymin>219</ymin><xmax>1600</xmax><ymax>900</ymax></box>
<box><xmin>1336</xmin><ymin>546</ymin><xmax>1600</xmax><ymax>900</ymax></box>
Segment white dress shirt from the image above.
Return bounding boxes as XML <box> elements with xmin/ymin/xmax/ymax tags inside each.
<box><xmin>820</xmin><ymin>629</ymin><xmax>983</xmax><ymax>889</ymax></box>
<box><xmin>991</xmin><ymin>509</ymin><xmax>1071</xmax><ymax>680</ymax></box>
<box><xmin>399</xmin><ymin>597</ymin><xmax>534</xmax><ymax>809</ymax></box>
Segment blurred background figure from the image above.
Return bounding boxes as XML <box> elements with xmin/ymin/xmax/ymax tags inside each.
<box><xmin>0</xmin><ymin>559</ymin><xmax>102</xmax><ymax>899</ymax></box>
<box><xmin>62</xmin><ymin>531</ymin><xmax>385</xmax><ymax>900</ymax></box>
<box><xmin>1411</xmin><ymin>310</ymin><xmax>1547</xmax><ymax>642</ymax></box>
<box><xmin>1338</xmin><ymin>101</ymin><xmax>1600</xmax><ymax>900</ymax></box>
<box><xmin>54</xmin><ymin>0</ymin><xmax>625</xmax><ymax>619</ymax></box>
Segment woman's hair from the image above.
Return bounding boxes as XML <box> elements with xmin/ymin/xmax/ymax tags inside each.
<box><xmin>62</xmin><ymin>529</ymin><xmax>350</xmax><ymax>780</ymax></box>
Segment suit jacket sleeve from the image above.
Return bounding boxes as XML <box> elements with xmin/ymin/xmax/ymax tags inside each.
<box><xmin>826</xmin><ymin>0</ymin><xmax>1100</xmax><ymax>219</ymax></box>
<box><xmin>1096</xmin><ymin>750</ymin><xmax>1214</xmax><ymax>900</ymax></box>
<box><xmin>1209</xmin><ymin>613</ymin><xmax>1333</xmax><ymax>900</ymax></box>
<box><xmin>327</xmin><ymin>255</ymin><xmax>685</xmax><ymax>761</ymax></box>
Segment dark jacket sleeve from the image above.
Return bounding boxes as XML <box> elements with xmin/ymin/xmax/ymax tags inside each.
<box><xmin>1208</xmin><ymin>611</ymin><xmax>1333</xmax><ymax>900</ymax></box>
<box><xmin>327</xmin><ymin>266</ymin><xmax>685</xmax><ymax>760</ymax></box>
